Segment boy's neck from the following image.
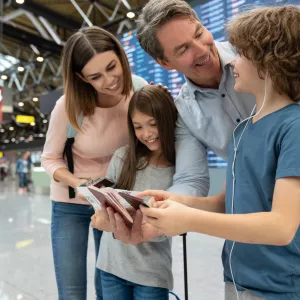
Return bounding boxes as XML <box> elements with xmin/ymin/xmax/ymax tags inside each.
<box><xmin>252</xmin><ymin>89</ymin><xmax>294</xmax><ymax>123</ymax></box>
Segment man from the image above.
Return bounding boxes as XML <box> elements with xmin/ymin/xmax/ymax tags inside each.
<box><xmin>92</xmin><ymin>0</ymin><xmax>256</xmax><ymax>243</ymax></box>
<box><xmin>136</xmin><ymin>0</ymin><xmax>255</xmax><ymax>196</ymax></box>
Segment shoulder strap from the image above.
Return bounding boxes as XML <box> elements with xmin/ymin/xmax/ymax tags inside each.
<box><xmin>64</xmin><ymin>113</ymin><xmax>83</xmax><ymax>199</ymax></box>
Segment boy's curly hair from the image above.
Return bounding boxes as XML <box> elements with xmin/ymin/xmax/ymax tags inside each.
<box><xmin>227</xmin><ymin>6</ymin><xmax>300</xmax><ymax>102</ymax></box>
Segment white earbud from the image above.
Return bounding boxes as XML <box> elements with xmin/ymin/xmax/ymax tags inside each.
<box><xmin>229</xmin><ymin>73</ymin><xmax>269</xmax><ymax>300</ymax></box>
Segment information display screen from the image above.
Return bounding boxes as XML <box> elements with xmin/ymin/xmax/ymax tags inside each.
<box><xmin>120</xmin><ymin>0</ymin><xmax>299</xmax><ymax>167</ymax></box>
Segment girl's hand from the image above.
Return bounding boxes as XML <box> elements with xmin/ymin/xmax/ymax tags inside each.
<box><xmin>106</xmin><ymin>209</ymin><xmax>164</xmax><ymax>244</ymax></box>
<box><xmin>140</xmin><ymin>200</ymin><xmax>192</xmax><ymax>237</ymax></box>
<box><xmin>91</xmin><ymin>204</ymin><xmax>113</xmax><ymax>232</ymax></box>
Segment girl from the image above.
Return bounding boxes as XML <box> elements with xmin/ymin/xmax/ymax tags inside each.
<box><xmin>91</xmin><ymin>85</ymin><xmax>178</xmax><ymax>300</ymax></box>
<box><xmin>41</xmin><ymin>26</ymin><xmax>147</xmax><ymax>300</ymax></box>
<box><xmin>140</xmin><ymin>6</ymin><xmax>300</xmax><ymax>300</ymax></box>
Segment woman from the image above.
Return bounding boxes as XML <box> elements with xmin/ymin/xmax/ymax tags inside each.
<box><xmin>41</xmin><ymin>26</ymin><xmax>146</xmax><ymax>300</ymax></box>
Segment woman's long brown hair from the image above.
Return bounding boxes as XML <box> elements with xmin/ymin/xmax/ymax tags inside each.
<box><xmin>61</xmin><ymin>26</ymin><xmax>133</xmax><ymax>131</ymax></box>
<box><xmin>115</xmin><ymin>85</ymin><xmax>178</xmax><ymax>190</ymax></box>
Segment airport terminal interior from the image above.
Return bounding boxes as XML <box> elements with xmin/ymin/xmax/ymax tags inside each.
<box><xmin>0</xmin><ymin>0</ymin><xmax>299</xmax><ymax>299</ymax></box>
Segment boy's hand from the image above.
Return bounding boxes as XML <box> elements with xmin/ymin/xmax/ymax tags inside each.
<box><xmin>140</xmin><ymin>200</ymin><xmax>192</xmax><ymax>237</ymax></box>
<box><xmin>137</xmin><ymin>190</ymin><xmax>187</xmax><ymax>206</ymax></box>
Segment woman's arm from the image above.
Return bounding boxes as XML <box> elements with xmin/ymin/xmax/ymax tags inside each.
<box><xmin>41</xmin><ymin>97</ymin><xmax>85</xmax><ymax>188</ymax></box>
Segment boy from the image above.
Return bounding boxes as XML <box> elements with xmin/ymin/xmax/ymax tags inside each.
<box><xmin>139</xmin><ymin>6</ymin><xmax>300</xmax><ymax>300</ymax></box>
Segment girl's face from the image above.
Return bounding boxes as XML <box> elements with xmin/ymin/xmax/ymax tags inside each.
<box><xmin>80</xmin><ymin>51</ymin><xmax>124</xmax><ymax>96</ymax></box>
<box><xmin>131</xmin><ymin>110</ymin><xmax>161</xmax><ymax>154</ymax></box>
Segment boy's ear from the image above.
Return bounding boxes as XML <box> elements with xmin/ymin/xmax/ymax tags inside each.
<box><xmin>156</xmin><ymin>58</ymin><xmax>174</xmax><ymax>71</ymax></box>
<box><xmin>76</xmin><ymin>72</ymin><xmax>89</xmax><ymax>83</ymax></box>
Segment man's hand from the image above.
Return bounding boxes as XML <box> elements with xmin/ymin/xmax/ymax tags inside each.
<box><xmin>107</xmin><ymin>208</ymin><xmax>164</xmax><ymax>244</ymax></box>
<box><xmin>91</xmin><ymin>205</ymin><xmax>113</xmax><ymax>232</ymax></box>
<box><xmin>150</xmin><ymin>82</ymin><xmax>172</xmax><ymax>95</ymax></box>
<box><xmin>140</xmin><ymin>200</ymin><xmax>192</xmax><ymax>237</ymax></box>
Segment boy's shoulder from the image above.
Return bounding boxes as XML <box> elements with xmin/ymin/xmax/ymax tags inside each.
<box><xmin>277</xmin><ymin>104</ymin><xmax>300</xmax><ymax>131</ymax></box>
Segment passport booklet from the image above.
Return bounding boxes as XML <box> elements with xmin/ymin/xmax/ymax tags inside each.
<box><xmin>77</xmin><ymin>177</ymin><xmax>150</xmax><ymax>225</ymax></box>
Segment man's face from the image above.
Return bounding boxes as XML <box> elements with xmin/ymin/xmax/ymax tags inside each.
<box><xmin>156</xmin><ymin>17</ymin><xmax>221</xmax><ymax>87</ymax></box>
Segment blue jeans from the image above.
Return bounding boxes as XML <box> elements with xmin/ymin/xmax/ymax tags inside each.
<box><xmin>100</xmin><ymin>270</ymin><xmax>169</xmax><ymax>300</ymax></box>
<box><xmin>18</xmin><ymin>172</ymin><xmax>28</xmax><ymax>188</ymax></box>
<box><xmin>51</xmin><ymin>201</ymin><xmax>103</xmax><ymax>300</ymax></box>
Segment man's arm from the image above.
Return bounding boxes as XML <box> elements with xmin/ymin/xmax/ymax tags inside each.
<box><xmin>168</xmin><ymin>115</ymin><xmax>210</xmax><ymax>196</ymax></box>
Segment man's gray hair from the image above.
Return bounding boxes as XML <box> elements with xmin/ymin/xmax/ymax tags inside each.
<box><xmin>136</xmin><ymin>0</ymin><xmax>199</xmax><ymax>60</ymax></box>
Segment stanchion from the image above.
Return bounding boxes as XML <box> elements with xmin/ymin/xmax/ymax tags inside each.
<box><xmin>180</xmin><ymin>233</ymin><xmax>188</xmax><ymax>300</ymax></box>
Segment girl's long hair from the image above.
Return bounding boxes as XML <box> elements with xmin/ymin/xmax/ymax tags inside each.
<box><xmin>115</xmin><ymin>85</ymin><xmax>178</xmax><ymax>190</ymax></box>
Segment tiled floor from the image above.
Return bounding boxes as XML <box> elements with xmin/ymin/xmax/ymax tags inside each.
<box><xmin>0</xmin><ymin>178</ymin><xmax>225</xmax><ymax>300</ymax></box>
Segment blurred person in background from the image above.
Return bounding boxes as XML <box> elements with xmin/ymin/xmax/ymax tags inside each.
<box><xmin>0</xmin><ymin>156</ymin><xmax>8</xmax><ymax>181</ymax></box>
<box><xmin>16</xmin><ymin>152</ymin><xmax>30</xmax><ymax>193</ymax></box>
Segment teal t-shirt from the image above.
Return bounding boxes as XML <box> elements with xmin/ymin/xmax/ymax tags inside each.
<box><xmin>223</xmin><ymin>103</ymin><xmax>300</xmax><ymax>300</ymax></box>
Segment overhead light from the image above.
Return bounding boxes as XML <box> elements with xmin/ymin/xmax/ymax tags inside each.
<box><xmin>16</xmin><ymin>0</ymin><xmax>25</xmax><ymax>4</ymax></box>
<box><xmin>39</xmin><ymin>133</ymin><xmax>44</xmax><ymax>137</ymax></box>
<box><xmin>18</xmin><ymin>66</ymin><xmax>24</xmax><ymax>72</ymax></box>
<box><xmin>32</xmin><ymin>97</ymin><xmax>39</xmax><ymax>102</ymax></box>
<box><xmin>19</xmin><ymin>137</ymin><xmax>25</xmax><ymax>141</ymax></box>
<box><xmin>0</xmin><ymin>129</ymin><xmax>4</xmax><ymax>133</ymax></box>
<box><xmin>4</xmin><ymin>139</ymin><xmax>9</xmax><ymax>143</ymax></box>
<box><xmin>126</xmin><ymin>11</ymin><xmax>135</xmax><ymax>19</ymax></box>
<box><xmin>36</xmin><ymin>56</ymin><xmax>44</xmax><ymax>62</ymax></box>
<box><xmin>18</xmin><ymin>102</ymin><xmax>24</xmax><ymax>107</ymax></box>
<box><xmin>1</xmin><ymin>75</ymin><xmax>8</xmax><ymax>80</ymax></box>
<box><xmin>30</xmin><ymin>122</ymin><xmax>35</xmax><ymax>126</ymax></box>
<box><xmin>11</xmin><ymin>138</ymin><xmax>16</xmax><ymax>142</ymax></box>
<box><xmin>9</xmin><ymin>126</ymin><xmax>14</xmax><ymax>131</ymax></box>
<box><xmin>43</xmin><ymin>119</ymin><xmax>48</xmax><ymax>124</ymax></box>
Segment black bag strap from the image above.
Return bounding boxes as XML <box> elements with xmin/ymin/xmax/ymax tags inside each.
<box><xmin>63</xmin><ymin>137</ymin><xmax>76</xmax><ymax>198</ymax></box>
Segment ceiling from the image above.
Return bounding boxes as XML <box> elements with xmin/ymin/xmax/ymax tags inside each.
<box><xmin>0</xmin><ymin>0</ymin><xmax>148</xmax><ymax>149</ymax></box>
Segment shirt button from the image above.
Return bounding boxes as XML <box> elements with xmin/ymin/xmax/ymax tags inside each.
<box><xmin>236</xmin><ymin>118</ymin><xmax>241</xmax><ymax>123</ymax></box>
<box><xmin>221</xmin><ymin>94</ymin><xmax>226</xmax><ymax>97</ymax></box>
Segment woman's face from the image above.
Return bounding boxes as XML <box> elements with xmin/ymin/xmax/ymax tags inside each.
<box><xmin>80</xmin><ymin>51</ymin><xmax>124</xmax><ymax>96</ymax></box>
